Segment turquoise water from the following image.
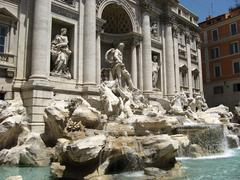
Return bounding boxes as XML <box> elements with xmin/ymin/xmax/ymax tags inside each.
<box><xmin>1</xmin><ymin>149</ymin><xmax>240</xmax><ymax>180</ymax></box>
<box><xmin>176</xmin><ymin>149</ymin><xmax>240</xmax><ymax>180</ymax></box>
<box><xmin>0</xmin><ymin>166</ymin><xmax>51</xmax><ymax>180</ymax></box>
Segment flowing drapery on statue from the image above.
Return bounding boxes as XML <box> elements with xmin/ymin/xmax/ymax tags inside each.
<box><xmin>50</xmin><ymin>28</ymin><xmax>72</xmax><ymax>79</ymax></box>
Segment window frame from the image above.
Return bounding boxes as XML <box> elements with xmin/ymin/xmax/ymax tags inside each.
<box><xmin>211</xmin><ymin>47</ymin><xmax>220</xmax><ymax>59</ymax></box>
<box><xmin>230</xmin><ymin>22</ymin><xmax>238</xmax><ymax>36</ymax></box>
<box><xmin>214</xmin><ymin>64</ymin><xmax>221</xmax><ymax>78</ymax></box>
<box><xmin>0</xmin><ymin>23</ymin><xmax>9</xmax><ymax>53</ymax></box>
<box><xmin>233</xmin><ymin>60</ymin><xmax>240</xmax><ymax>74</ymax></box>
<box><xmin>212</xmin><ymin>29</ymin><xmax>219</xmax><ymax>41</ymax></box>
<box><xmin>233</xmin><ymin>83</ymin><xmax>240</xmax><ymax>92</ymax></box>
<box><xmin>230</xmin><ymin>41</ymin><xmax>239</xmax><ymax>54</ymax></box>
<box><xmin>213</xmin><ymin>86</ymin><xmax>224</xmax><ymax>95</ymax></box>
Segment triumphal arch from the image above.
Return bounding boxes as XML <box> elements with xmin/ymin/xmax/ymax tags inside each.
<box><xmin>0</xmin><ymin>0</ymin><xmax>202</xmax><ymax>132</ymax></box>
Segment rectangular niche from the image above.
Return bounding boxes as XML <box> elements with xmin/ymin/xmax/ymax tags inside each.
<box><xmin>152</xmin><ymin>51</ymin><xmax>161</xmax><ymax>90</ymax></box>
<box><xmin>51</xmin><ymin>19</ymin><xmax>75</xmax><ymax>79</ymax></box>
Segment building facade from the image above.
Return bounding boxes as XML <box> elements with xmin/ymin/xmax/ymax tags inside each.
<box><xmin>0</xmin><ymin>0</ymin><xmax>202</xmax><ymax>132</ymax></box>
<box><xmin>200</xmin><ymin>7</ymin><xmax>240</xmax><ymax>110</ymax></box>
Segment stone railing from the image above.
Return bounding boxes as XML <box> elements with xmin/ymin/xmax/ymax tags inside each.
<box><xmin>0</xmin><ymin>53</ymin><xmax>16</xmax><ymax>78</ymax></box>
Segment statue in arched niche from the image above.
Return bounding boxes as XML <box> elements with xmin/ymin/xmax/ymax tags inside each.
<box><xmin>50</xmin><ymin>28</ymin><xmax>72</xmax><ymax>79</ymax></box>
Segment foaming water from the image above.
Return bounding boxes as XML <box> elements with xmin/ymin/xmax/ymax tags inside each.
<box><xmin>176</xmin><ymin>149</ymin><xmax>236</xmax><ymax>161</ymax></box>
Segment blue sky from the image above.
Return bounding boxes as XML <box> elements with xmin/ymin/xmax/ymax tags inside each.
<box><xmin>180</xmin><ymin>0</ymin><xmax>237</xmax><ymax>22</ymax></box>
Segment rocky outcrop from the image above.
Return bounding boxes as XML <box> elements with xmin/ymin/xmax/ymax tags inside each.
<box><xmin>0</xmin><ymin>100</ymin><xmax>28</xmax><ymax>150</ymax></box>
<box><xmin>126</xmin><ymin>115</ymin><xmax>179</xmax><ymax>136</ymax></box>
<box><xmin>226</xmin><ymin>134</ymin><xmax>239</xmax><ymax>148</ymax></box>
<box><xmin>51</xmin><ymin>162</ymin><xmax>66</xmax><ymax>178</ymax></box>
<box><xmin>0</xmin><ymin>132</ymin><xmax>50</xmax><ymax>166</ymax></box>
<box><xmin>65</xmin><ymin>135</ymin><xmax>106</xmax><ymax>164</ymax></box>
<box><xmin>71</xmin><ymin>106</ymin><xmax>100</xmax><ymax>129</ymax></box>
<box><xmin>0</xmin><ymin>100</ymin><xmax>26</xmax><ymax>123</ymax></box>
<box><xmin>205</xmin><ymin>105</ymin><xmax>233</xmax><ymax>123</ymax></box>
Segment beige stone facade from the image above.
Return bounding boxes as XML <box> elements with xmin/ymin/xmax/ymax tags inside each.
<box><xmin>0</xmin><ymin>0</ymin><xmax>202</xmax><ymax>132</ymax></box>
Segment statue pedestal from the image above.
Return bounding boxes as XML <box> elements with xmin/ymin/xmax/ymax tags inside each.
<box><xmin>21</xmin><ymin>80</ymin><xmax>53</xmax><ymax>134</ymax></box>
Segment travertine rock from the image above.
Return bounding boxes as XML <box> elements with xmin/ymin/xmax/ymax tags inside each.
<box><xmin>125</xmin><ymin>115</ymin><xmax>178</xmax><ymax>136</ymax></box>
<box><xmin>188</xmin><ymin>144</ymin><xmax>208</xmax><ymax>158</ymax></box>
<box><xmin>205</xmin><ymin>105</ymin><xmax>233</xmax><ymax>123</ymax></box>
<box><xmin>141</xmin><ymin>135</ymin><xmax>178</xmax><ymax>168</ymax></box>
<box><xmin>105</xmin><ymin>122</ymin><xmax>135</xmax><ymax>136</ymax></box>
<box><xmin>62</xmin><ymin>135</ymin><xmax>106</xmax><ymax>164</ymax></box>
<box><xmin>0</xmin><ymin>100</ymin><xmax>26</xmax><ymax>123</ymax></box>
<box><xmin>226</xmin><ymin>134</ymin><xmax>239</xmax><ymax>148</ymax></box>
<box><xmin>0</xmin><ymin>115</ymin><xmax>28</xmax><ymax>150</ymax></box>
<box><xmin>43</xmin><ymin>100</ymin><xmax>69</xmax><ymax>145</ymax></box>
<box><xmin>51</xmin><ymin>162</ymin><xmax>66</xmax><ymax>178</ymax></box>
<box><xmin>0</xmin><ymin>133</ymin><xmax>50</xmax><ymax>166</ymax></box>
<box><xmin>71</xmin><ymin>105</ymin><xmax>100</xmax><ymax>129</ymax></box>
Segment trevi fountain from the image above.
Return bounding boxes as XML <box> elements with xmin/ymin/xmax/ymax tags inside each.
<box><xmin>1</xmin><ymin>40</ymin><xmax>240</xmax><ymax>180</ymax></box>
<box><xmin>0</xmin><ymin>1</ymin><xmax>240</xmax><ymax>179</ymax></box>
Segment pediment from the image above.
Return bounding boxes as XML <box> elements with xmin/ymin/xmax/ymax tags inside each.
<box><xmin>0</xmin><ymin>8</ymin><xmax>18</xmax><ymax>22</ymax></box>
<box><xmin>192</xmin><ymin>68</ymin><xmax>199</xmax><ymax>75</ymax></box>
<box><xmin>180</xmin><ymin>64</ymin><xmax>188</xmax><ymax>72</ymax></box>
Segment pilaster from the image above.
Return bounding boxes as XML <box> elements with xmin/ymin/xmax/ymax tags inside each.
<box><xmin>185</xmin><ymin>29</ymin><xmax>193</xmax><ymax>97</ymax></box>
<box><xmin>162</xmin><ymin>13</ymin><xmax>176</xmax><ymax>97</ymax></box>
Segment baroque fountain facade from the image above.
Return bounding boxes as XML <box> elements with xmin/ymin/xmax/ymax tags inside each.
<box><xmin>0</xmin><ymin>0</ymin><xmax>239</xmax><ymax>179</ymax></box>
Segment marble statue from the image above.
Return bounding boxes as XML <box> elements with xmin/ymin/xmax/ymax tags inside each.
<box><xmin>105</xmin><ymin>42</ymin><xmax>134</xmax><ymax>90</ymax></box>
<box><xmin>51</xmin><ymin>28</ymin><xmax>72</xmax><ymax>79</ymax></box>
<box><xmin>195</xmin><ymin>95</ymin><xmax>208</xmax><ymax>112</ymax></box>
<box><xmin>152</xmin><ymin>55</ymin><xmax>160</xmax><ymax>89</ymax></box>
<box><xmin>151</xmin><ymin>21</ymin><xmax>158</xmax><ymax>38</ymax></box>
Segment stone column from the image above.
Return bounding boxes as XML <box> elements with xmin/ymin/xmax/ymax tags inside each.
<box><xmin>77</xmin><ymin>0</ymin><xmax>84</xmax><ymax>86</ymax></box>
<box><xmin>96</xmin><ymin>34</ymin><xmax>101</xmax><ymax>84</ymax></box>
<box><xmin>197</xmin><ymin>36</ymin><xmax>204</xmax><ymax>95</ymax></box>
<box><xmin>138</xmin><ymin>42</ymin><xmax>143</xmax><ymax>90</ymax></box>
<box><xmin>96</xmin><ymin>18</ymin><xmax>106</xmax><ymax>85</ymax></box>
<box><xmin>131</xmin><ymin>42</ymin><xmax>138</xmax><ymax>87</ymax></box>
<box><xmin>142</xmin><ymin>11</ymin><xmax>152</xmax><ymax>93</ymax></box>
<box><xmin>172</xmin><ymin>24</ymin><xmax>180</xmax><ymax>93</ymax></box>
<box><xmin>22</xmin><ymin>0</ymin><xmax>53</xmax><ymax>133</ymax></box>
<box><xmin>83</xmin><ymin>0</ymin><xmax>96</xmax><ymax>85</ymax></box>
<box><xmin>30</xmin><ymin>0</ymin><xmax>51</xmax><ymax>80</ymax></box>
<box><xmin>165</xmin><ymin>21</ymin><xmax>176</xmax><ymax>96</ymax></box>
<box><xmin>186</xmin><ymin>31</ymin><xmax>193</xmax><ymax>97</ymax></box>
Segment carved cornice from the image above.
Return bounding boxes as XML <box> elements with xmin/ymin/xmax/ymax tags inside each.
<box><xmin>140</xmin><ymin>0</ymin><xmax>153</xmax><ymax>13</ymax></box>
<box><xmin>51</xmin><ymin>3</ymin><xmax>79</xmax><ymax>20</ymax></box>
